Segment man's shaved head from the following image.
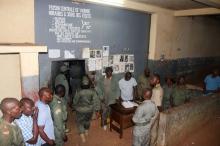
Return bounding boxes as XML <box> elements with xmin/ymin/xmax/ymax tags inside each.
<box><xmin>20</xmin><ymin>97</ymin><xmax>34</xmax><ymax>107</ymax></box>
<box><xmin>0</xmin><ymin>97</ymin><xmax>20</xmax><ymax>114</ymax></box>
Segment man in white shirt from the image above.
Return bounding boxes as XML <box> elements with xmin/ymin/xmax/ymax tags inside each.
<box><xmin>36</xmin><ymin>87</ymin><xmax>55</xmax><ymax>146</ymax></box>
<box><xmin>119</xmin><ymin>72</ymin><xmax>138</xmax><ymax>101</ymax></box>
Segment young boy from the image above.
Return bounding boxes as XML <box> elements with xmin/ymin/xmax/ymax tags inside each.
<box><xmin>73</xmin><ymin>76</ymin><xmax>100</xmax><ymax>143</ymax></box>
<box><xmin>0</xmin><ymin>97</ymin><xmax>25</xmax><ymax>146</ymax></box>
<box><xmin>132</xmin><ymin>88</ymin><xmax>159</xmax><ymax>146</ymax></box>
<box><xmin>50</xmin><ymin>84</ymin><xmax>67</xmax><ymax>146</ymax></box>
<box><xmin>15</xmin><ymin>98</ymin><xmax>39</xmax><ymax>146</ymax></box>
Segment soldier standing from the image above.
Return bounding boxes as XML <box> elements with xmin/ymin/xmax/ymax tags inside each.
<box><xmin>73</xmin><ymin>76</ymin><xmax>100</xmax><ymax>143</ymax></box>
<box><xmin>50</xmin><ymin>84</ymin><xmax>67</xmax><ymax>146</ymax></box>
<box><xmin>0</xmin><ymin>98</ymin><xmax>25</xmax><ymax>146</ymax></box>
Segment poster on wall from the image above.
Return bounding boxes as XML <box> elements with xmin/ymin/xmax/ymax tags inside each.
<box><xmin>102</xmin><ymin>46</ymin><xmax>109</xmax><ymax>57</ymax></box>
<box><xmin>48</xmin><ymin>49</ymin><xmax>61</xmax><ymax>58</ymax></box>
<box><xmin>82</xmin><ymin>48</ymin><xmax>90</xmax><ymax>58</ymax></box>
<box><xmin>102</xmin><ymin>54</ymin><xmax>135</xmax><ymax>74</ymax></box>
<box><xmin>64</xmin><ymin>50</ymin><xmax>76</xmax><ymax>59</ymax></box>
<box><xmin>88</xmin><ymin>59</ymin><xmax>96</xmax><ymax>71</ymax></box>
<box><xmin>95</xmin><ymin>59</ymin><xmax>102</xmax><ymax>70</ymax></box>
<box><xmin>103</xmin><ymin>56</ymin><xmax>109</xmax><ymax>67</ymax></box>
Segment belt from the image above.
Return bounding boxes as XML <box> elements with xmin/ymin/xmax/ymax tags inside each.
<box><xmin>135</xmin><ymin>121</ymin><xmax>149</xmax><ymax>126</ymax></box>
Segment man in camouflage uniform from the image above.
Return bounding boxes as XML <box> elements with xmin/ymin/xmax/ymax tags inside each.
<box><xmin>137</xmin><ymin>68</ymin><xmax>151</xmax><ymax>98</ymax></box>
<box><xmin>0</xmin><ymin>97</ymin><xmax>25</xmax><ymax>146</ymax></box>
<box><xmin>96</xmin><ymin>67</ymin><xmax>120</xmax><ymax>130</ymax></box>
<box><xmin>132</xmin><ymin>88</ymin><xmax>159</xmax><ymax>146</ymax></box>
<box><xmin>73</xmin><ymin>76</ymin><xmax>100</xmax><ymax>143</ymax></box>
<box><xmin>55</xmin><ymin>65</ymin><xmax>69</xmax><ymax>105</ymax></box>
<box><xmin>50</xmin><ymin>85</ymin><xmax>67</xmax><ymax>146</ymax></box>
<box><xmin>171</xmin><ymin>76</ymin><xmax>190</xmax><ymax>107</ymax></box>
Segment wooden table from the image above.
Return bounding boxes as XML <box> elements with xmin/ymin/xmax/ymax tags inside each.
<box><xmin>110</xmin><ymin>103</ymin><xmax>136</xmax><ymax>138</ymax></box>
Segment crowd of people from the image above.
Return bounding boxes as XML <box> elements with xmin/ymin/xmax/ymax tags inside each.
<box><xmin>0</xmin><ymin>64</ymin><xmax>219</xmax><ymax>146</ymax></box>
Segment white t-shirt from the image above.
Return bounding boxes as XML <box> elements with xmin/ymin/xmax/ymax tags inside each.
<box><xmin>119</xmin><ymin>77</ymin><xmax>137</xmax><ymax>101</ymax></box>
<box><xmin>36</xmin><ymin>100</ymin><xmax>55</xmax><ymax>145</ymax></box>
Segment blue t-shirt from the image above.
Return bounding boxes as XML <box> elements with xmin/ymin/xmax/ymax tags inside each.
<box><xmin>204</xmin><ymin>75</ymin><xmax>220</xmax><ymax>91</ymax></box>
<box><xmin>36</xmin><ymin>100</ymin><xmax>55</xmax><ymax>145</ymax></box>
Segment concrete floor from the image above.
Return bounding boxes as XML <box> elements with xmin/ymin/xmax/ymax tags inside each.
<box><xmin>63</xmin><ymin>109</ymin><xmax>220</xmax><ymax>146</ymax></box>
<box><xmin>64</xmin><ymin>110</ymin><xmax>132</xmax><ymax>146</ymax></box>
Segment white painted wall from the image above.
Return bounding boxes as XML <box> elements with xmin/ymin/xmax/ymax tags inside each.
<box><xmin>149</xmin><ymin>13</ymin><xmax>220</xmax><ymax>60</ymax></box>
<box><xmin>0</xmin><ymin>0</ymin><xmax>34</xmax><ymax>43</ymax></box>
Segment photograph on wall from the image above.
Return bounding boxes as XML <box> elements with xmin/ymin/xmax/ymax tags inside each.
<box><xmin>96</xmin><ymin>50</ymin><xmax>102</xmax><ymax>58</ymax></box>
<box><xmin>125</xmin><ymin>63</ymin><xmax>130</xmax><ymax>72</ymax></box>
<box><xmin>124</xmin><ymin>55</ymin><xmax>128</xmax><ymax>62</ymax></box>
<box><xmin>102</xmin><ymin>46</ymin><xmax>109</xmax><ymax>57</ymax></box>
<box><xmin>90</xmin><ymin>50</ymin><xmax>96</xmax><ymax>58</ymax></box>
<box><xmin>129</xmin><ymin>63</ymin><xmax>134</xmax><ymax>72</ymax></box>
<box><xmin>120</xmin><ymin>55</ymin><xmax>124</xmax><ymax>62</ymax></box>
<box><xmin>128</xmin><ymin>55</ymin><xmax>134</xmax><ymax>62</ymax></box>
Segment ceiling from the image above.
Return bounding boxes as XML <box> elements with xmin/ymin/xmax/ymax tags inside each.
<box><xmin>130</xmin><ymin>0</ymin><xmax>211</xmax><ymax>10</ymax></box>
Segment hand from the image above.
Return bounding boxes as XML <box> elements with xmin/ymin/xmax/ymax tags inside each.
<box><xmin>63</xmin><ymin>134</ymin><xmax>68</xmax><ymax>142</ymax></box>
<box><xmin>33</xmin><ymin>107</ymin><xmax>39</xmax><ymax>120</ymax></box>
<box><xmin>48</xmin><ymin>139</ymin><xmax>55</xmax><ymax>146</ymax></box>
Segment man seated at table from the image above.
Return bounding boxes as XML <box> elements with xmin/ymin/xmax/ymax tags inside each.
<box><xmin>119</xmin><ymin>72</ymin><xmax>138</xmax><ymax>101</ymax></box>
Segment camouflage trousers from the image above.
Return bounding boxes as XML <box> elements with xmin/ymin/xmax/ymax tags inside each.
<box><xmin>101</xmin><ymin>103</ymin><xmax>111</xmax><ymax>126</ymax></box>
<box><xmin>132</xmin><ymin>126</ymin><xmax>150</xmax><ymax>146</ymax></box>
<box><xmin>75</xmin><ymin>111</ymin><xmax>93</xmax><ymax>134</ymax></box>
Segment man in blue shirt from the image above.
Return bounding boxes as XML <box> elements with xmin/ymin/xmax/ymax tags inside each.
<box><xmin>36</xmin><ymin>87</ymin><xmax>55</xmax><ymax>146</ymax></box>
<box><xmin>204</xmin><ymin>69</ymin><xmax>220</xmax><ymax>94</ymax></box>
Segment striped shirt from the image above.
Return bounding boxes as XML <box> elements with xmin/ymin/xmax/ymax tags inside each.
<box><xmin>15</xmin><ymin>114</ymin><xmax>36</xmax><ymax>146</ymax></box>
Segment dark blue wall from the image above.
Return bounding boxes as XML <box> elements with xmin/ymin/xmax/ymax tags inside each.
<box><xmin>35</xmin><ymin>0</ymin><xmax>150</xmax><ymax>86</ymax></box>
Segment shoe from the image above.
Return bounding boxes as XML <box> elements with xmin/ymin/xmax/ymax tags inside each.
<box><xmin>103</xmin><ymin>125</ymin><xmax>107</xmax><ymax>131</ymax></box>
<box><xmin>85</xmin><ymin>130</ymin><xmax>89</xmax><ymax>136</ymax></box>
<box><xmin>65</xmin><ymin>128</ymin><xmax>70</xmax><ymax>133</ymax></box>
<box><xmin>80</xmin><ymin>133</ymin><xmax>86</xmax><ymax>143</ymax></box>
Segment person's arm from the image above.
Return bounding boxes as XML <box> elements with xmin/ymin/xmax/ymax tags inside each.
<box><xmin>133</xmin><ymin>85</ymin><xmax>138</xmax><ymax>100</ymax></box>
<box><xmin>26</xmin><ymin>108</ymin><xmax>39</xmax><ymax>144</ymax></box>
<box><xmin>37</xmin><ymin>107</ymin><xmax>55</xmax><ymax>146</ymax></box>
<box><xmin>93</xmin><ymin>91</ymin><xmax>101</xmax><ymax>118</ymax></box>
<box><xmin>38</xmin><ymin>126</ymin><xmax>55</xmax><ymax>145</ymax></box>
<box><xmin>133</xmin><ymin>78</ymin><xmax>138</xmax><ymax>100</ymax></box>
<box><xmin>72</xmin><ymin>91</ymin><xmax>80</xmax><ymax>109</ymax></box>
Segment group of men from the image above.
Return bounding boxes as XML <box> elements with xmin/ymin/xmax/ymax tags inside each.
<box><xmin>1</xmin><ymin>64</ymin><xmax>215</xmax><ymax>146</ymax></box>
<box><xmin>0</xmin><ymin>86</ymin><xmax>67</xmax><ymax>146</ymax></box>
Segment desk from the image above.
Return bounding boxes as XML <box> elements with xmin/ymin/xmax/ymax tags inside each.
<box><xmin>110</xmin><ymin>103</ymin><xmax>136</xmax><ymax>138</ymax></box>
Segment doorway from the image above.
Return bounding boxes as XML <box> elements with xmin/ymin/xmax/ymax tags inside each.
<box><xmin>51</xmin><ymin>59</ymin><xmax>85</xmax><ymax>104</ymax></box>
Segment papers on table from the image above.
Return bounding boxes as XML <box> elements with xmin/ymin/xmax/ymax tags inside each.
<box><xmin>122</xmin><ymin>101</ymin><xmax>138</xmax><ymax>108</ymax></box>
